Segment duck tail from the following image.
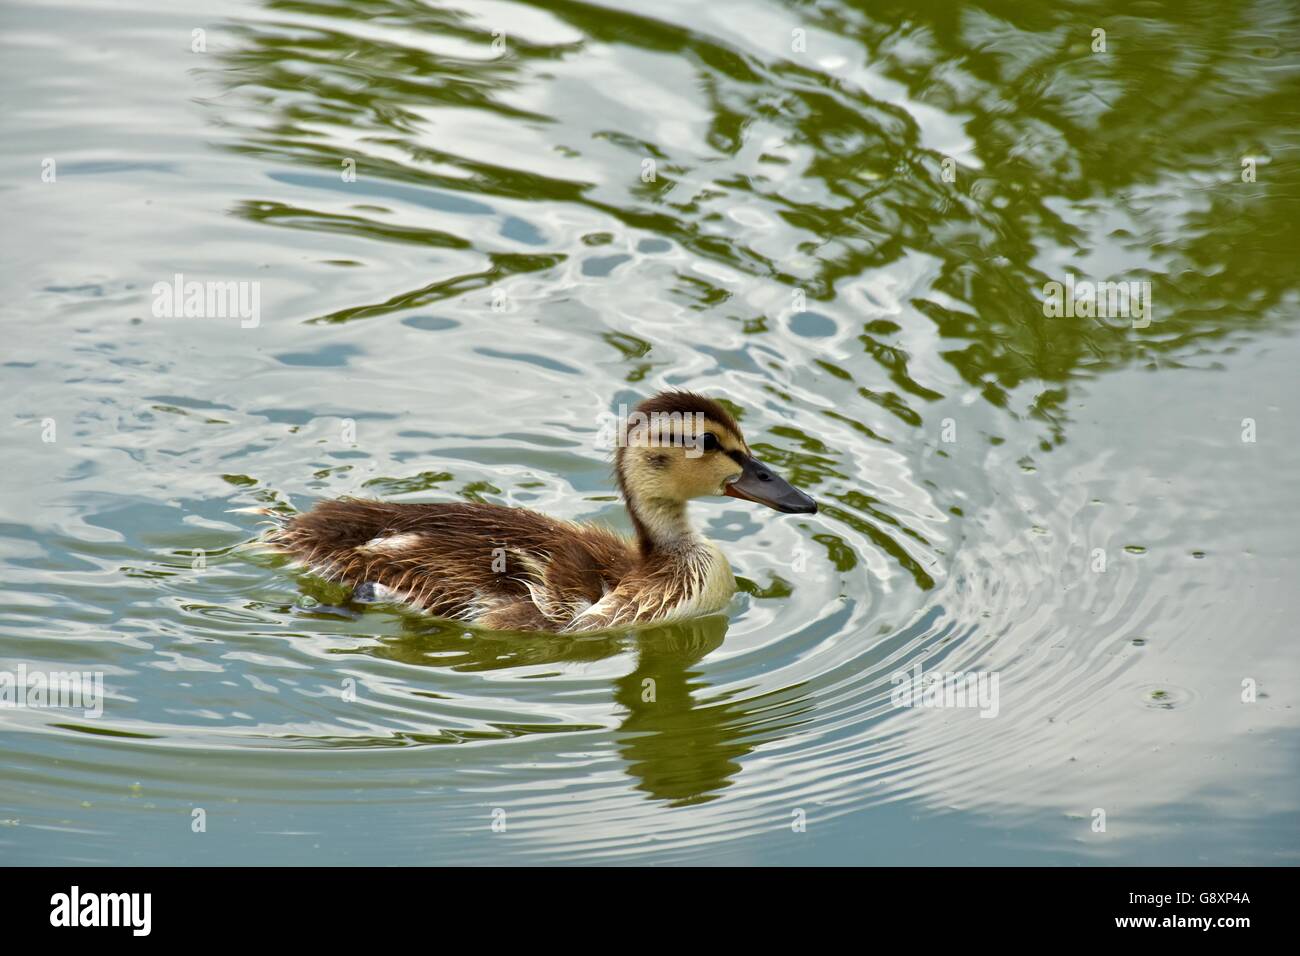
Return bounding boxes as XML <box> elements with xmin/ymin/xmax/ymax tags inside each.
<box><xmin>228</xmin><ymin>505</ymin><xmax>291</xmax><ymax>525</ymax></box>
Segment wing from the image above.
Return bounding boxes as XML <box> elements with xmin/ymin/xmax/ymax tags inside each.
<box><xmin>267</xmin><ymin>497</ymin><xmax>635</xmax><ymax>628</ymax></box>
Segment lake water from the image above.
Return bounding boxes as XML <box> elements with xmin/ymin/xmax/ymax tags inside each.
<box><xmin>2</xmin><ymin>0</ymin><xmax>1298</xmax><ymax>865</ymax></box>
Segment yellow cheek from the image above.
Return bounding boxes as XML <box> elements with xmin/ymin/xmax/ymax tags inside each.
<box><xmin>666</xmin><ymin>456</ymin><xmax>743</xmax><ymax>499</ymax></box>
<box><xmin>711</xmin><ymin>462</ymin><xmax>742</xmax><ymax>495</ymax></box>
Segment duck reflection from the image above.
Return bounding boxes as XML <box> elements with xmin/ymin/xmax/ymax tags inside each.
<box><xmin>611</xmin><ymin>615</ymin><xmax>746</xmax><ymax>807</ymax></box>
<box><xmin>357</xmin><ymin>611</ymin><xmax>776</xmax><ymax>805</ymax></box>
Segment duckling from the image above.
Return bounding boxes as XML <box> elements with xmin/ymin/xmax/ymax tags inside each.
<box><xmin>267</xmin><ymin>391</ymin><xmax>816</xmax><ymax>632</ymax></box>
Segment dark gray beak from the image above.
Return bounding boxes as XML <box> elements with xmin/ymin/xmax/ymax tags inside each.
<box><xmin>724</xmin><ymin>455</ymin><xmax>817</xmax><ymax>514</ymax></box>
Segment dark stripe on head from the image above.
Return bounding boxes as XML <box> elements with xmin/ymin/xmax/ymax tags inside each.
<box><xmin>633</xmin><ymin>390</ymin><xmax>744</xmax><ymax>444</ymax></box>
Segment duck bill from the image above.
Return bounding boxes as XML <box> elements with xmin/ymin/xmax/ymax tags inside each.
<box><xmin>724</xmin><ymin>455</ymin><xmax>817</xmax><ymax>514</ymax></box>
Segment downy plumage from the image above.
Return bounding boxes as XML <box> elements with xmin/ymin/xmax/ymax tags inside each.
<box><xmin>267</xmin><ymin>391</ymin><xmax>816</xmax><ymax>631</ymax></box>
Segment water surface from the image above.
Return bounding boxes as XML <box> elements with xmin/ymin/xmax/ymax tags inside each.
<box><xmin>2</xmin><ymin>0</ymin><xmax>1298</xmax><ymax>864</ymax></box>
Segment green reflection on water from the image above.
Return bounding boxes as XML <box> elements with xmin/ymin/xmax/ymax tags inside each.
<box><xmin>209</xmin><ymin>0</ymin><xmax>1298</xmax><ymax>443</ymax></box>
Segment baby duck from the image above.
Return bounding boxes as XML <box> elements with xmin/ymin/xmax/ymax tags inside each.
<box><xmin>268</xmin><ymin>391</ymin><xmax>816</xmax><ymax>632</ymax></box>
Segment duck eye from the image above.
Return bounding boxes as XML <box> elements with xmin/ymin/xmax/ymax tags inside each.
<box><xmin>701</xmin><ymin>432</ymin><xmax>721</xmax><ymax>452</ymax></box>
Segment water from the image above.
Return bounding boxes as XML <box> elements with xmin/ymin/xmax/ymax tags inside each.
<box><xmin>2</xmin><ymin>0</ymin><xmax>1298</xmax><ymax>865</ymax></box>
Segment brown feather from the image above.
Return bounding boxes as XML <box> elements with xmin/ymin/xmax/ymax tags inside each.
<box><xmin>268</xmin><ymin>497</ymin><xmax>645</xmax><ymax>629</ymax></box>
<box><xmin>266</xmin><ymin>391</ymin><xmax>755</xmax><ymax>632</ymax></box>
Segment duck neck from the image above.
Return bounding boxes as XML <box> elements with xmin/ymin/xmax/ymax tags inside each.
<box><xmin>625</xmin><ymin>494</ymin><xmax>700</xmax><ymax>558</ymax></box>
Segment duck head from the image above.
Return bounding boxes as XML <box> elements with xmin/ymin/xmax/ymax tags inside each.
<box><xmin>615</xmin><ymin>390</ymin><xmax>816</xmax><ymax>553</ymax></box>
